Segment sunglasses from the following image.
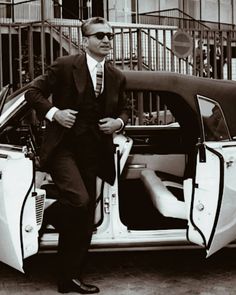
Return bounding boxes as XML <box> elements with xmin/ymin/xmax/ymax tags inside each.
<box><xmin>85</xmin><ymin>32</ymin><xmax>114</xmax><ymax>40</ymax></box>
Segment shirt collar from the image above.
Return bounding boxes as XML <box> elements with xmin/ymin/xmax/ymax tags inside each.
<box><xmin>86</xmin><ymin>53</ymin><xmax>105</xmax><ymax>73</ymax></box>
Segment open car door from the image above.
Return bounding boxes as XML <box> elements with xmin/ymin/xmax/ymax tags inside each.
<box><xmin>185</xmin><ymin>95</ymin><xmax>236</xmax><ymax>257</ymax></box>
<box><xmin>0</xmin><ymin>87</ymin><xmax>46</xmax><ymax>272</ymax></box>
<box><xmin>0</xmin><ymin>144</ymin><xmax>46</xmax><ymax>272</ymax></box>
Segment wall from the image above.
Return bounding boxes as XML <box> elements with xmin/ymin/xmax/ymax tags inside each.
<box><xmin>107</xmin><ymin>0</ymin><xmax>236</xmax><ymax>26</ymax></box>
<box><xmin>107</xmin><ymin>0</ymin><xmax>132</xmax><ymax>22</ymax></box>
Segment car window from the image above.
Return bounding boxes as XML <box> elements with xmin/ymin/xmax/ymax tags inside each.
<box><xmin>197</xmin><ymin>95</ymin><xmax>231</xmax><ymax>141</ymax></box>
<box><xmin>127</xmin><ymin>90</ymin><xmax>179</xmax><ymax>127</ymax></box>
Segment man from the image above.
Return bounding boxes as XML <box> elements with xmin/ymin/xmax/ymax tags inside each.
<box><xmin>210</xmin><ymin>36</ymin><xmax>226</xmax><ymax>79</ymax></box>
<box><xmin>25</xmin><ymin>17</ymin><xmax>130</xmax><ymax>294</ymax></box>
<box><xmin>195</xmin><ymin>39</ymin><xmax>208</xmax><ymax>77</ymax></box>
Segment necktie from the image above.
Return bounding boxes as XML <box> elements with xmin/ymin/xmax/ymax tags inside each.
<box><xmin>95</xmin><ymin>63</ymin><xmax>103</xmax><ymax>97</ymax></box>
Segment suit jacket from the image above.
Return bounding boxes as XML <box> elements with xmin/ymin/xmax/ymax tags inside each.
<box><xmin>25</xmin><ymin>53</ymin><xmax>131</xmax><ymax>184</ymax></box>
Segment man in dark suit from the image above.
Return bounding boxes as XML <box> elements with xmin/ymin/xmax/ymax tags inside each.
<box><xmin>25</xmin><ymin>16</ymin><xmax>130</xmax><ymax>294</ymax></box>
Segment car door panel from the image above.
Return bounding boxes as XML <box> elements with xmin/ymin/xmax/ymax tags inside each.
<box><xmin>125</xmin><ymin>125</ymin><xmax>188</xmax><ymax>179</ymax></box>
<box><xmin>126</xmin><ymin>154</ymin><xmax>187</xmax><ymax>179</ymax></box>
<box><xmin>125</xmin><ymin>125</ymin><xmax>188</xmax><ymax>154</ymax></box>
<box><xmin>186</xmin><ymin>94</ymin><xmax>236</xmax><ymax>256</ymax></box>
<box><xmin>186</xmin><ymin>144</ymin><xmax>222</xmax><ymax>254</ymax></box>
<box><xmin>0</xmin><ymin>145</ymin><xmax>45</xmax><ymax>272</ymax></box>
<box><xmin>205</xmin><ymin>143</ymin><xmax>236</xmax><ymax>256</ymax></box>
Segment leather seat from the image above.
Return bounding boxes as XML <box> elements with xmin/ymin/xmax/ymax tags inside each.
<box><xmin>140</xmin><ymin>169</ymin><xmax>187</xmax><ymax>220</ymax></box>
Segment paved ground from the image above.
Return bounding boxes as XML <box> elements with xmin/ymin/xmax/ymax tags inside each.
<box><xmin>1</xmin><ymin>248</ymin><xmax>236</xmax><ymax>294</ymax></box>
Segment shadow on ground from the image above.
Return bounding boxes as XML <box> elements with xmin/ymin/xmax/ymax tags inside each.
<box><xmin>1</xmin><ymin>249</ymin><xmax>236</xmax><ymax>294</ymax></box>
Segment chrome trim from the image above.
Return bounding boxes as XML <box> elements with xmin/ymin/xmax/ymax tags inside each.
<box><xmin>0</xmin><ymin>94</ymin><xmax>26</xmax><ymax>127</ymax></box>
<box><xmin>0</xmin><ymin>144</ymin><xmax>24</xmax><ymax>152</ymax></box>
<box><xmin>128</xmin><ymin>164</ymin><xmax>147</xmax><ymax>169</ymax></box>
<box><xmin>125</xmin><ymin>123</ymin><xmax>180</xmax><ymax>130</ymax></box>
<box><xmin>35</xmin><ymin>193</ymin><xmax>46</xmax><ymax>228</ymax></box>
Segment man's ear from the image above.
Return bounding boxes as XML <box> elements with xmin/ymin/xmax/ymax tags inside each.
<box><xmin>82</xmin><ymin>36</ymin><xmax>88</xmax><ymax>47</ymax></box>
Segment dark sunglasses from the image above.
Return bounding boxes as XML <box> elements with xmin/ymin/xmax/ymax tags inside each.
<box><xmin>85</xmin><ymin>32</ymin><xmax>114</xmax><ymax>40</ymax></box>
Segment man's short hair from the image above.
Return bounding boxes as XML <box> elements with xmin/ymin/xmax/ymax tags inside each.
<box><xmin>81</xmin><ymin>17</ymin><xmax>111</xmax><ymax>36</ymax></box>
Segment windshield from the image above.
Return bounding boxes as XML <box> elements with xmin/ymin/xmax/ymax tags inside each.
<box><xmin>0</xmin><ymin>91</ymin><xmax>26</xmax><ymax>127</ymax></box>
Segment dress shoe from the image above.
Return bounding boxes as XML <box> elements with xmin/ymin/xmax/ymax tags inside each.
<box><xmin>58</xmin><ymin>279</ymin><xmax>100</xmax><ymax>294</ymax></box>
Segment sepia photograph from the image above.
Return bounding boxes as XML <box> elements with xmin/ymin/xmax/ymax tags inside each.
<box><xmin>1</xmin><ymin>1</ymin><xmax>236</xmax><ymax>294</ymax></box>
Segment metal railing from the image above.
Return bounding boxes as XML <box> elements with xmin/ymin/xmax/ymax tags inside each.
<box><xmin>1</xmin><ymin>22</ymin><xmax>236</xmax><ymax>88</ymax></box>
<box><xmin>1</xmin><ymin>3</ymin><xmax>236</xmax><ymax>127</ymax></box>
<box><xmin>1</xmin><ymin>21</ymin><xmax>236</xmax><ymax>125</ymax></box>
<box><xmin>127</xmin><ymin>90</ymin><xmax>175</xmax><ymax>126</ymax></box>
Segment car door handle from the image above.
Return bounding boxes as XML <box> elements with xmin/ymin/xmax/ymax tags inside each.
<box><xmin>197</xmin><ymin>142</ymin><xmax>206</xmax><ymax>163</ymax></box>
<box><xmin>134</xmin><ymin>138</ymin><xmax>150</xmax><ymax>144</ymax></box>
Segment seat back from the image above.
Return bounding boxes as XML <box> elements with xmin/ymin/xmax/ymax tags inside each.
<box><xmin>140</xmin><ymin>169</ymin><xmax>187</xmax><ymax>220</ymax></box>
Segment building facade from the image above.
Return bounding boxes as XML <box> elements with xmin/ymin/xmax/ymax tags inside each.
<box><xmin>96</xmin><ymin>0</ymin><xmax>236</xmax><ymax>28</ymax></box>
<box><xmin>1</xmin><ymin>0</ymin><xmax>236</xmax><ymax>90</ymax></box>
<box><xmin>1</xmin><ymin>0</ymin><xmax>236</xmax><ymax>27</ymax></box>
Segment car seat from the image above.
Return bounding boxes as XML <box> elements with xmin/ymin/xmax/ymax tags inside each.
<box><xmin>140</xmin><ymin>169</ymin><xmax>187</xmax><ymax>220</ymax></box>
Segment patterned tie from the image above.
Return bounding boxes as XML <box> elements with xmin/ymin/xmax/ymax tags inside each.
<box><xmin>95</xmin><ymin>63</ymin><xmax>103</xmax><ymax>97</ymax></box>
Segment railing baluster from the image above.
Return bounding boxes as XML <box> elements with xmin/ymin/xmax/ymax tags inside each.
<box><xmin>120</xmin><ymin>28</ymin><xmax>124</xmax><ymax>70</ymax></box>
<box><xmin>147</xmin><ymin>29</ymin><xmax>152</xmax><ymax>70</ymax></box>
<box><xmin>156</xmin><ymin>94</ymin><xmax>160</xmax><ymax>125</ymax></box>
<box><xmin>226</xmin><ymin>31</ymin><xmax>232</xmax><ymax>80</ymax></box>
<box><xmin>170</xmin><ymin>30</ymin><xmax>174</xmax><ymax>72</ymax></box>
<box><xmin>0</xmin><ymin>26</ymin><xmax>2</xmax><ymax>89</ymax></box>
<box><xmin>129</xmin><ymin>28</ymin><xmax>133</xmax><ymax>70</ymax></box>
<box><xmin>130</xmin><ymin>91</ymin><xmax>135</xmax><ymax>125</ymax></box>
<box><xmin>137</xmin><ymin>92</ymin><xmax>143</xmax><ymax>125</ymax></box>
<box><xmin>50</xmin><ymin>25</ymin><xmax>54</xmax><ymax>63</ymax></box>
<box><xmin>8</xmin><ymin>25</ymin><xmax>13</xmax><ymax>93</ymax></box>
<box><xmin>163</xmin><ymin>29</ymin><xmax>166</xmax><ymax>71</ymax></box>
<box><xmin>155</xmin><ymin>29</ymin><xmax>159</xmax><ymax>71</ymax></box>
<box><xmin>137</xmin><ymin>28</ymin><xmax>142</xmax><ymax>71</ymax></box>
<box><xmin>68</xmin><ymin>26</ymin><xmax>72</xmax><ymax>55</ymax></box>
<box><xmin>18</xmin><ymin>26</ymin><xmax>23</xmax><ymax>88</ymax></box>
<box><xmin>28</xmin><ymin>24</ymin><xmax>34</xmax><ymax>80</ymax></box>
<box><xmin>40</xmin><ymin>23</ymin><xmax>45</xmax><ymax>74</ymax></box>
<box><xmin>59</xmin><ymin>25</ymin><xmax>62</xmax><ymax>57</ymax></box>
<box><xmin>204</xmin><ymin>30</ymin><xmax>210</xmax><ymax>78</ymax></box>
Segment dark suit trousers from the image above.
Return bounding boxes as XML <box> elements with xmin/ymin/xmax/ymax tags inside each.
<box><xmin>44</xmin><ymin>132</ymin><xmax>99</xmax><ymax>280</ymax></box>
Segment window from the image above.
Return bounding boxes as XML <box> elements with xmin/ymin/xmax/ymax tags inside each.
<box><xmin>201</xmin><ymin>0</ymin><xmax>219</xmax><ymax>23</ymax></box>
<box><xmin>197</xmin><ymin>95</ymin><xmax>231</xmax><ymax>141</ymax></box>
<box><xmin>220</xmin><ymin>0</ymin><xmax>232</xmax><ymax>24</ymax></box>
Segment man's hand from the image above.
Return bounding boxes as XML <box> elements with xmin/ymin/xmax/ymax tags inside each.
<box><xmin>98</xmin><ymin>117</ymin><xmax>122</xmax><ymax>134</ymax></box>
<box><xmin>53</xmin><ymin>109</ymin><xmax>78</xmax><ymax>128</ymax></box>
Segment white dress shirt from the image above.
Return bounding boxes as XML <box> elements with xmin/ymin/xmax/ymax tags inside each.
<box><xmin>86</xmin><ymin>54</ymin><xmax>105</xmax><ymax>92</ymax></box>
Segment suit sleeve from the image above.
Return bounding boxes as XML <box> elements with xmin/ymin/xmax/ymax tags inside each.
<box><xmin>25</xmin><ymin>58</ymin><xmax>61</xmax><ymax>120</ymax></box>
<box><xmin>116</xmin><ymin>74</ymin><xmax>132</xmax><ymax>128</ymax></box>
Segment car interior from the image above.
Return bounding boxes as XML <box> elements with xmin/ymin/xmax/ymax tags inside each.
<box><xmin>116</xmin><ymin>89</ymin><xmax>199</xmax><ymax>231</ymax></box>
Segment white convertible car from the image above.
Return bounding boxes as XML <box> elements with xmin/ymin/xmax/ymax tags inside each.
<box><xmin>0</xmin><ymin>71</ymin><xmax>236</xmax><ymax>273</ymax></box>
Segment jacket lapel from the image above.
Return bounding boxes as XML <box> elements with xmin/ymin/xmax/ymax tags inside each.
<box><xmin>72</xmin><ymin>56</ymin><xmax>118</xmax><ymax>113</ymax></box>
<box><xmin>72</xmin><ymin>54</ymin><xmax>89</xmax><ymax>96</ymax></box>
